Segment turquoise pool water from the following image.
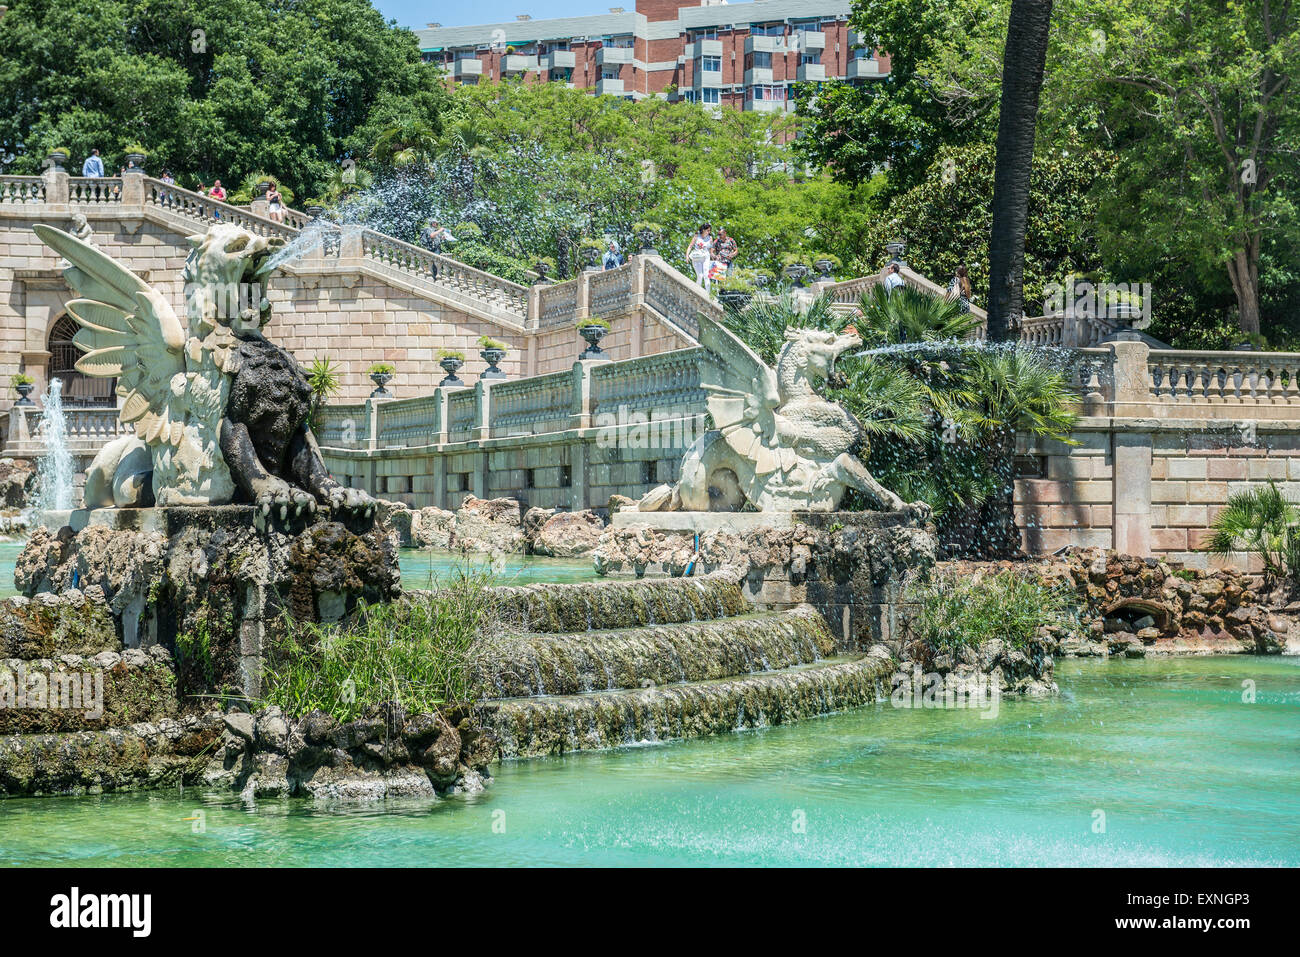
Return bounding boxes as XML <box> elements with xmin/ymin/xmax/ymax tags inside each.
<box><xmin>2</xmin><ymin>656</ymin><xmax>1296</xmax><ymax>867</ymax></box>
<box><xmin>0</xmin><ymin>541</ymin><xmax>598</xmax><ymax>598</ymax></box>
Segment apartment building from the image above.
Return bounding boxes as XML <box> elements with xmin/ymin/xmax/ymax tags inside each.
<box><xmin>416</xmin><ymin>0</ymin><xmax>888</xmax><ymax>111</ymax></box>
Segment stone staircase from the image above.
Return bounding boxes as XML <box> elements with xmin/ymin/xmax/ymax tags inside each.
<box><xmin>469</xmin><ymin>574</ymin><xmax>896</xmax><ymax>758</ymax></box>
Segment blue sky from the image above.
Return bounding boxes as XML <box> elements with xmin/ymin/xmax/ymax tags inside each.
<box><xmin>374</xmin><ymin>1</ymin><xmax>616</xmax><ymax>29</ymax></box>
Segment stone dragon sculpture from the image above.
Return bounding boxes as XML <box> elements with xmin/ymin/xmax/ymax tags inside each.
<box><xmin>33</xmin><ymin>223</ymin><xmax>373</xmax><ymax>517</ymax></box>
<box><xmin>639</xmin><ymin>313</ymin><xmax>926</xmax><ymax>515</ymax></box>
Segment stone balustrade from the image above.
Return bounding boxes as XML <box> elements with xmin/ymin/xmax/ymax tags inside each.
<box><xmin>0</xmin><ymin>405</ymin><xmax>129</xmax><ymax>457</ymax></box>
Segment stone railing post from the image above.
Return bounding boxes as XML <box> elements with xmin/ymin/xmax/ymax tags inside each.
<box><xmin>1109</xmin><ymin>332</ymin><xmax>1153</xmax><ymax>556</ymax></box>
<box><xmin>364</xmin><ymin>398</ymin><xmax>380</xmax><ymax>452</ymax></box>
<box><xmin>576</xmin><ymin>268</ymin><xmax>591</xmax><ymax>322</ymax></box>
<box><xmin>43</xmin><ymin>169</ymin><xmax>69</xmax><ymax>204</ymax></box>
<box><xmin>121</xmin><ymin>169</ymin><xmax>145</xmax><ymax>205</ymax></box>
<box><xmin>340</xmin><ymin>228</ymin><xmax>364</xmax><ymax>260</ymax></box>
<box><xmin>571</xmin><ymin>360</ymin><xmax>597</xmax><ymax>430</ymax></box>
<box><xmin>474</xmin><ymin>379</ymin><xmax>492</xmax><ymax>442</ymax></box>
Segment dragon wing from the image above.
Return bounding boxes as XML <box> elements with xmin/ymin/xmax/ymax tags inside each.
<box><xmin>33</xmin><ymin>224</ymin><xmax>188</xmax><ymax>447</ymax></box>
<box><xmin>696</xmin><ymin>311</ymin><xmax>793</xmax><ymax>475</ymax></box>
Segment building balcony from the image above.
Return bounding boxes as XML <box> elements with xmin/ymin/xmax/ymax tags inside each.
<box><xmin>453</xmin><ymin>58</ymin><xmax>483</xmax><ymax>78</ymax></box>
<box><xmin>595</xmin><ymin>77</ymin><xmax>625</xmax><ymax>95</ymax></box>
<box><xmin>847</xmin><ymin>58</ymin><xmax>883</xmax><ymax>80</ymax></box>
<box><xmin>542</xmin><ymin>50</ymin><xmax>576</xmax><ymax>70</ymax></box>
<box><xmin>744</xmin><ymin>67</ymin><xmax>773</xmax><ymax>86</ymax></box>
<box><xmin>689</xmin><ymin>39</ymin><xmax>723</xmax><ymax>58</ymax></box>
<box><xmin>743</xmin><ymin>98</ymin><xmax>788</xmax><ymax>113</ymax></box>
<box><xmin>596</xmin><ymin>46</ymin><xmax>634</xmax><ymax>66</ymax></box>
<box><xmin>797</xmin><ymin>63</ymin><xmax>826</xmax><ymax>82</ymax></box>
<box><xmin>502</xmin><ymin>54</ymin><xmax>539</xmax><ymax>73</ymax></box>
<box><xmin>744</xmin><ymin>35</ymin><xmax>778</xmax><ymax>54</ymax></box>
<box><xmin>694</xmin><ymin>69</ymin><xmax>723</xmax><ymax>88</ymax></box>
<box><xmin>796</xmin><ymin>30</ymin><xmax>826</xmax><ymax>50</ymax></box>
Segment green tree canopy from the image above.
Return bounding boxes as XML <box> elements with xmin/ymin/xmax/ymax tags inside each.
<box><xmin>0</xmin><ymin>0</ymin><xmax>447</xmax><ymax>200</ymax></box>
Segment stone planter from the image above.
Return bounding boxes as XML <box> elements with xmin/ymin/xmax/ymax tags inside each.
<box><xmin>784</xmin><ymin>263</ymin><xmax>810</xmax><ymax>288</ymax></box>
<box><xmin>638</xmin><ymin>230</ymin><xmax>661</xmax><ymax>256</ymax></box>
<box><xmin>480</xmin><ymin>348</ymin><xmax>508</xmax><ymax>380</ymax></box>
<box><xmin>814</xmin><ymin>259</ymin><xmax>836</xmax><ymax>281</ymax></box>
<box><xmin>578</xmin><ymin>323</ymin><xmax>610</xmax><ymax>360</ymax></box>
<box><xmin>305</xmin><ymin>205</ymin><xmax>324</xmax><ymax>218</ymax></box>
<box><xmin>438</xmin><ymin>355</ymin><xmax>465</xmax><ymax>386</ymax></box>
<box><xmin>256</xmin><ymin>180</ymin><xmax>273</xmax><ymax>197</ymax></box>
<box><xmin>533</xmin><ymin>262</ymin><xmax>552</xmax><ymax>285</ymax></box>
<box><xmin>46</xmin><ymin>152</ymin><xmax>68</xmax><ymax>172</ymax></box>
<box><xmin>581</xmin><ymin>247</ymin><xmax>601</xmax><ymax>272</ymax></box>
<box><xmin>369</xmin><ymin>371</ymin><xmax>393</xmax><ymax>398</ymax></box>
<box><xmin>13</xmin><ymin>382</ymin><xmax>34</xmax><ymax>406</ymax></box>
<box><xmin>125</xmin><ymin>153</ymin><xmax>146</xmax><ymax>173</ymax></box>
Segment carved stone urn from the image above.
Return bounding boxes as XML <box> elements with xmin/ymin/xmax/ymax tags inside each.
<box><xmin>46</xmin><ymin>151</ymin><xmax>67</xmax><ymax>172</ymax></box>
<box><xmin>438</xmin><ymin>355</ymin><xmax>465</xmax><ymax>386</ymax></box>
<box><xmin>479</xmin><ymin>347</ymin><xmax>508</xmax><ymax>380</ymax></box>
<box><xmin>814</xmin><ymin>259</ymin><xmax>836</xmax><ymax>282</ymax></box>
<box><xmin>638</xmin><ymin>229</ymin><xmax>660</xmax><ymax>256</ymax></box>
<box><xmin>369</xmin><ymin>371</ymin><xmax>393</xmax><ymax>398</ymax></box>
<box><xmin>533</xmin><ymin>261</ymin><xmax>552</xmax><ymax>284</ymax></box>
<box><xmin>305</xmin><ymin>205</ymin><xmax>324</xmax><ymax>218</ymax></box>
<box><xmin>125</xmin><ymin>152</ymin><xmax>146</xmax><ymax>173</ymax></box>
<box><xmin>784</xmin><ymin>263</ymin><xmax>810</xmax><ymax>288</ymax></box>
<box><xmin>13</xmin><ymin>381</ymin><xmax>34</xmax><ymax>406</ymax></box>
<box><xmin>578</xmin><ymin>323</ymin><xmax>609</xmax><ymax>360</ymax></box>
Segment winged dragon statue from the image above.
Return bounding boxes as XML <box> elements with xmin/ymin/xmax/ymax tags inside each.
<box><xmin>33</xmin><ymin>223</ymin><xmax>373</xmax><ymax>518</ymax></box>
<box><xmin>638</xmin><ymin>313</ymin><xmax>927</xmax><ymax>516</ymax></box>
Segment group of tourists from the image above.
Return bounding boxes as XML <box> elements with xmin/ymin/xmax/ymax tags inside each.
<box><xmin>884</xmin><ymin>261</ymin><xmax>973</xmax><ymax>313</ymax></box>
<box><xmin>685</xmin><ymin>223</ymin><xmax>739</xmax><ymax>292</ymax></box>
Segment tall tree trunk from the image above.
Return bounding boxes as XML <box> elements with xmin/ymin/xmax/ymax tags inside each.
<box><xmin>1227</xmin><ymin>241</ymin><xmax>1262</xmax><ymax>336</ymax></box>
<box><xmin>985</xmin><ymin>0</ymin><xmax>1054</xmax><ymax>342</ymax></box>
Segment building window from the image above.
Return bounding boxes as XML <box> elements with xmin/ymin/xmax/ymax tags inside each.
<box><xmin>747</xmin><ymin>84</ymin><xmax>786</xmax><ymax>101</ymax></box>
<box><xmin>602</xmin><ymin>69</ymin><xmax>620</xmax><ymax>80</ymax></box>
<box><xmin>801</xmin><ymin>52</ymin><xmax>819</xmax><ymax>66</ymax></box>
<box><xmin>602</xmin><ymin>34</ymin><xmax>633</xmax><ymax>48</ymax></box>
<box><xmin>48</xmin><ymin>315</ymin><xmax>116</xmax><ymax>406</ymax></box>
<box><xmin>689</xmin><ymin>28</ymin><xmax>718</xmax><ymax>41</ymax></box>
<box><xmin>701</xmin><ymin>88</ymin><xmax>721</xmax><ymax>104</ymax></box>
<box><xmin>746</xmin><ymin>51</ymin><xmax>772</xmax><ymax>70</ymax></box>
<box><xmin>681</xmin><ymin>89</ymin><xmax>696</xmax><ymax>102</ymax></box>
<box><xmin>701</xmin><ymin>55</ymin><xmax>721</xmax><ymax>71</ymax></box>
<box><xmin>751</xmin><ymin>22</ymin><xmax>786</xmax><ymax>36</ymax></box>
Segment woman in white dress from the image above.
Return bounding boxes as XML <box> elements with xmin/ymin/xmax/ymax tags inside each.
<box><xmin>686</xmin><ymin>223</ymin><xmax>714</xmax><ymax>291</ymax></box>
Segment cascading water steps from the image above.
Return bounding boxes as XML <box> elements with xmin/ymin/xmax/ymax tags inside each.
<box><xmin>469</xmin><ymin>574</ymin><xmax>896</xmax><ymax>758</ymax></box>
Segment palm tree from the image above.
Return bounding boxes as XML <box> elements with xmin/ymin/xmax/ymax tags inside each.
<box><xmin>1205</xmin><ymin>482</ymin><xmax>1300</xmax><ymax>592</ymax></box>
<box><xmin>944</xmin><ymin>347</ymin><xmax>1078</xmax><ymax>557</ymax></box>
<box><xmin>371</xmin><ymin>118</ymin><xmax>441</xmax><ymax>170</ymax></box>
<box><xmin>855</xmin><ymin>284</ymin><xmax>983</xmax><ymax>347</ymax></box>
<box><xmin>306</xmin><ymin>356</ymin><xmax>343</xmax><ymax>433</ymax></box>
<box><xmin>721</xmin><ymin>291</ymin><xmax>843</xmax><ymax>365</ymax></box>
<box><xmin>986</xmin><ymin>0</ymin><xmax>1054</xmax><ymax>341</ymax></box>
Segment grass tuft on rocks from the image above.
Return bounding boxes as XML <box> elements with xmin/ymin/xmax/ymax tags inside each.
<box><xmin>263</xmin><ymin>571</ymin><xmax>504</xmax><ymax>721</ymax></box>
<box><xmin>904</xmin><ymin>569</ymin><xmax>1076</xmax><ymax>654</ymax></box>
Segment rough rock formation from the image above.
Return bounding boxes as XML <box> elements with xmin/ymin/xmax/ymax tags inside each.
<box><xmin>16</xmin><ymin>507</ymin><xmax>399</xmax><ymax>697</ymax></box>
<box><xmin>0</xmin><ymin>458</ymin><xmax>35</xmax><ymax>509</ymax></box>
<box><xmin>454</xmin><ymin>495</ymin><xmax>524</xmax><ymax>553</ymax></box>
<box><xmin>205</xmin><ymin>703</ymin><xmax>497</xmax><ymax>801</ymax></box>
<box><xmin>941</xmin><ymin>547</ymin><xmax>1289</xmax><ymax>656</ymax></box>
<box><xmin>531</xmin><ymin>509</ymin><xmax>605</xmax><ymax>558</ymax></box>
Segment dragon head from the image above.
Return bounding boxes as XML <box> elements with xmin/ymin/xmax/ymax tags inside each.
<box><xmin>779</xmin><ymin>326</ymin><xmax>863</xmax><ymax>388</ymax></box>
<box><xmin>182</xmin><ymin>224</ymin><xmax>287</xmax><ymax>335</ymax></box>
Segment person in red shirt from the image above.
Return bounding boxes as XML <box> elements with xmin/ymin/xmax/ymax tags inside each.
<box><xmin>208</xmin><ymin>179</ymin><xmax>226</xmax><ymax>220</ymax></box>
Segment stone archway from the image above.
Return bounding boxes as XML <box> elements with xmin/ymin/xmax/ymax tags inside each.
<box><xmin>47</xmin><ymin>314</ymin><xmax>116</xmax><ymax>406</ymax></box>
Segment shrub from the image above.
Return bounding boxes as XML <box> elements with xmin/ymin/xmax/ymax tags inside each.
<box><xmin>11</xmin><ymin>372</ymin><xmax>33</xmax><ymax>387</ymax></box>
<box><xmin>1204</xmin><ymin>481</ymin><xmax>1300</xmax><ymax>589</ymax></box>
<box><xmin>577</xmin><ymin>316</ymin><xmax>611</xmax><ymax>330</ymax></box>
<box><xmin>437</xmin><ymin>348</ymin><xmax>465</xmax><ymax>361</ymax></box>
<box><xmin>478</xmin><ymin>336</ymin><xmax>508</xmax><ymax>352</ymax></box>
<box><xmin>262</xmin><ymin>572</ymin><xmax>505</xmax><ymax>721</ymax></box>
<box><xmin>367</xmin><ymin>361</ymin><xmax>395</xmax><ymax>377</ymax></box>
<box><xmin>903</xmin><ymin>569</ymin><xmax>1077</xmax><ymax>655</ymax></box>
